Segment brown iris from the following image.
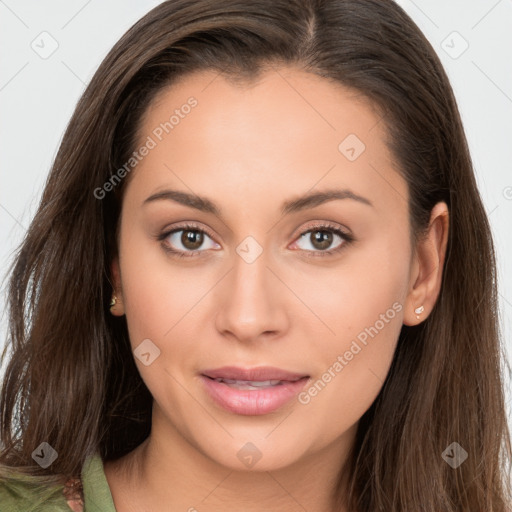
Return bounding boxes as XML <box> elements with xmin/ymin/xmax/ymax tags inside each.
<box><xmin>310</xmin><ymin>230</ymin><xmax>333</xmax><ymax>250</ymax></box>
<box><xmin>181</xmin><ymin>229</ymin><xmax>204</xmax><ymax>250</ymax></box>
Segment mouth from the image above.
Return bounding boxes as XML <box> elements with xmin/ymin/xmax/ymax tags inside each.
<box><xmin>203</xmin><ymin>377</ymin><xmax>299</xmax><ymax>390</ymax></box>
<box><xmin>199</xmin><ymin>366</ymin><xmax>310</xmax><ymax>415</ymax></box>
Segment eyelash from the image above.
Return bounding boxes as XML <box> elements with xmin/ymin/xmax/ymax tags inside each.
<box><xmin>157</xmin><ymin>222</ymin><xmax>354</xmax><ymax>259</ymax></box>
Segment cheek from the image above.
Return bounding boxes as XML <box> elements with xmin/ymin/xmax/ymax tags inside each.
<box><xmin>118</xmin><ymin>224</ymin><xmax>206</xmax><ymax>343</ymax></box>
<box><xmin>290</xmin><ymin>225</ymin><xmax>409</xmax><ymax>345</ymax></box>
<box><xmin>292</xmin><ymin>230</ymin><xmax>409</xmax><ymax>437</ymax></box>
<box><xmin>117</xmin><ymin>232</ymin><xmax>205</xmax><ymax>409</ymax></box>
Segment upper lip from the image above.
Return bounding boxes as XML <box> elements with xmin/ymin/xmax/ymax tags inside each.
<box><xmin>201</xmin><ymin>366</ymin><xmax>309</xmax><ymax>382</ymax></box>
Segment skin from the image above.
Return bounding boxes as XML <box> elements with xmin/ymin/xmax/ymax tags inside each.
<box><xmin>104</xmin><ymin>66</ymin><xmax>449</xmax><ymax>512</ymax></box>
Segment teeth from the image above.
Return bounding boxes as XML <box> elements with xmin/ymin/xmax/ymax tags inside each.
<box><xmin>214</xmin><ymin>378</ymin><xmax>282</xmax><ymax>389</ymax></box>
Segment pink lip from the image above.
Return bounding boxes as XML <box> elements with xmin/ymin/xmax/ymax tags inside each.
<box><xmin>200</xmin><ymin>366</ymin><xmax>310</xmax><ymax>416</ymax></box>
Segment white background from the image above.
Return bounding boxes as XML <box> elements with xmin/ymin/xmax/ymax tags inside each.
<box><xmin>1</xmin><ymin>1</ymin><xmax>511</xmax><ymax>430</ymax></box>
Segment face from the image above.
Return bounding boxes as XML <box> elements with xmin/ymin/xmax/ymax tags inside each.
<box><xmin>113</xmin><ymin>66</ymin><xmax>416</xmax><ymax>471</ymax></box>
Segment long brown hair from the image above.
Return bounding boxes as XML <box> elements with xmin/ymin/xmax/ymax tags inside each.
<box><xmin>1</xmin><ymin>0</ymin><xmax>510</xmax><ymax>510</ymax></box>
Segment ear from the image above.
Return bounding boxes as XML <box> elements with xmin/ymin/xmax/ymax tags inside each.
<box><xmin>109</xmin><ymin>256</ymin><xmax>125</xmax><ymax>316</ymax></box>
<box><xmin>403</xmin><ymin>202</ymin><xmax>449</xmax><ymax>326</ymax></box>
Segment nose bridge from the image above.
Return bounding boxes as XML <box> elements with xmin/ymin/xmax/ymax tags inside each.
<box><xmin>215</xmin><ymin>236</ymin><xmax>287</xmax><ymax>340</ymax></box>
<box><xmin>233</xmin><ymin>239</ymin><xmax>269</xmax><ymax>302</ymax></box>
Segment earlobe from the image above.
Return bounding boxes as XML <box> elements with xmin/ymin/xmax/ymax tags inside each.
<box><xmin>109</xmin><ymin>257</ymin><xmax>125</xmax><ymax>316</ymax></box>
<box><xmin>403</xmin><ymin>202</ymin><xmax>449</xmax><ymax>326</ymax></box>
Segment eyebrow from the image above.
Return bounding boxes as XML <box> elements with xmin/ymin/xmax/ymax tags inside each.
<box><xmin>143</xmin><ymin>187</ymin><xmax>373</xmax><ymax>216</ymax></box>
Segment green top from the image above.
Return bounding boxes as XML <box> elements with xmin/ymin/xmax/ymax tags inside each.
<box><xmin>0</xmin><ymin>452</ymin><xmax>116</xmax><ymax>511</ymax></box>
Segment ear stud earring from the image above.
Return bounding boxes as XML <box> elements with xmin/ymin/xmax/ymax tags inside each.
<box><xmin>110</xmin><ymin>293</ymin><xmax>118</xmax><ymax>311</ymax></box>
<box><xmin>414</xmin><ymin>305</ymin><xmax>424</xmax><ymax>319</ymax></box>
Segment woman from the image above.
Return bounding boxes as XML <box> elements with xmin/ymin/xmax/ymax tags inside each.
<box><xmin>0</xmin><ymin>0</ymin><xmax>510</xmax><ymax>510</ymax></box>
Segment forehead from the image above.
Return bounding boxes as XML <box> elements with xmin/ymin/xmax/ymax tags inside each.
<box><xmin>144</xmin><ymin>66</ymin><xmax>384</xmax><ymax>147</ymax></box>
<box><xmin>125</xmin><ymin>66</ymin><xmax>407</xmax><ymax>217</ymax></box>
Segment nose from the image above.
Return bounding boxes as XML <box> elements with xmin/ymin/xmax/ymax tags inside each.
<box><xmin>214</xmin><ymin>246</ymin><xmax>289</xmax><ymax>343</ymax></box>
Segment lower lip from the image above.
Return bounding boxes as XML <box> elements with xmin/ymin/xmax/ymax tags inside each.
<box><xmin>200</xmin><ymin>375</ymin><xmax>310</xmax><ymax>415</ymax></box>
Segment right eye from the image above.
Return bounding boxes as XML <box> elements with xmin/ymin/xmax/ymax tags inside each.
<box><xmin>159</xmin><ymin>223</ymin><xmax>220</xmax><ymax>258</ymax></box>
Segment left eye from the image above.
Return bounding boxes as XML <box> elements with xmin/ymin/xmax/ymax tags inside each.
<box><xmin>293</xmin><ymin>227</ymin><xmax>348</xmax><ymax>253</ymax></box>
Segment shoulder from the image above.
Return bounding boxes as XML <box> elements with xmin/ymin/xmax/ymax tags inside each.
<box><xmin>0</xmin><ymin>471</ymin><xmax>77</xmax><ymax>512</ymax></box>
